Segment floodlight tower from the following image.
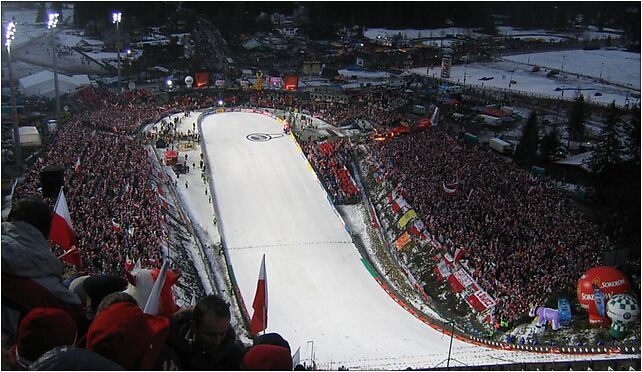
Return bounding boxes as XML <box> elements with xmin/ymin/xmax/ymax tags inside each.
<box><xmin>112</xmin><ymin>11</ymin><xmax>122</xmax><ymax>92</ymax></box>
<box><xmin>6</xmin><ymin>19</ymin><xmax>23</xmax><ymax>171</ymax></box>
<box><xmin>47</xmin><ymin>12</ymin><xmax>60</xmax><ymax>120</ymax></box>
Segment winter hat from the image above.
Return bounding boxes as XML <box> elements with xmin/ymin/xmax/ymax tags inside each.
<box><xmin>82</xmin><ymin>275</ymin><xmax>128</xmax><ymax>311</ymax></box>
<box><xmin>12</xmin><ymin>308</ymin><xmax>77</xmax><ymax>368</ymax></box>
<box><xmin>29</xmin><ymin>346</ymin><xmax>125</xmax><ymax>370</ymax></box>
<box><xmin>254</xmin><ymin>333</ymin><xmax>291</xmax><ymax>354</ymax></box>
<box><xmin>86</xmin><ymin>302</ymin><xmax>169</xmax><ymax>370</ymax></box>
<box><xmin>242</xmin><ymin>344</ymin><xmax>292</xmax><ymax>371</ymax></box>
<box><xmin>68</xmin><ymin>275</ymin><xmax>90</xmax><ymax>304</ymax></box>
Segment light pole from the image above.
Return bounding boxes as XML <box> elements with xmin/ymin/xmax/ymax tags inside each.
<box><xmin>47</xmin><ymin>12</ymin><xmax>60</xmax><ymax>120</ymax></box>
<box><xmin>446</xmin><ymin>321</ymin><xmax>455</xmax><ymax>368</ymax></box>
<box><xmin>599</xmin><ymin>61</ymin><xmax>604</xmax><ymax>81</ymax></box>
<box><xmin>112</xmin><ymin>11</ymin><xmax>122</xmax><ymax>92</ymax></box>
<box><xmin>6</xmin><ymin>19</ymin><xmax>23</xmax><ymax>171</ymax></box>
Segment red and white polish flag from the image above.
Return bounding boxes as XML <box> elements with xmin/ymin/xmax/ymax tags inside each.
<box><xmin>250</xmin><ymin>254</ymin><xmax>268</xmax><ymax>336</ymax></box>
<box><xmin>49</xmin><ymin>189</ymin><xmax>81</xmax><ymax>268</ymax></box>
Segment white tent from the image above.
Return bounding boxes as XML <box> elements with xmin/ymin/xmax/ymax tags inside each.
<box><xmin>18</xmin><ymin>70</ymin><xmax>91</xmax><ymax>98</ymax></box>
<box><xmin>18</xmin><ymin>126</ymin><xmax>42</xmax><ymax>147</ymax></box>
<box><xmin>554</xmin><ymin>151</ymin><xmax>593</xmax><ymax>172</ymax></box>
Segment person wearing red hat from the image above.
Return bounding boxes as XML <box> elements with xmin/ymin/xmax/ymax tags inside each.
<box><xmin>85</xmin><ymin>302</ymin><xmax>170</xmax><ymax>370</ymax></box>
<box><xmin>241</xmin><ymin>344</ymin><xmax>293</xmax><ymax>371</ymax></box>
<box><xmin>8</xmin><ymin>307</ymin><xmax>78</xmax><ymax>370</ymax></box>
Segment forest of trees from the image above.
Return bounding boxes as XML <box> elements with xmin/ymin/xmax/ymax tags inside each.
<box><xmin>70</xmin><ymin>2</ymin><xmax>640</xmax><ymax>42</ymax></box>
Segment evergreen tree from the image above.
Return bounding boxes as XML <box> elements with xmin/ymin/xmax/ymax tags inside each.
<box><xmin>36</xmin><ymin>2</ymin><xmax>46</xmax><ymax>24</ymax></box>
<box><xmin>567</xmin><ymin>94</ymin><xmax>587</xmax><ymax>148</ymax></box>
<box><xmin>515</xmin><ymin>111</ymin><xmax>540</xmax><ymax>166</ymax></box>
<box><xmin>623</xmin><ymin>107</ymin><xmax>640</xmax><ymax>166</ymax></box>
<box><xmin>539</xmin><ymin>127</ymin><xmax>563</xmax><ymax>162</ymax></box>
<box><xmin>590</xmin><ymin>102</ymin><xmax>623</xmax><ymax>174</ymax></box>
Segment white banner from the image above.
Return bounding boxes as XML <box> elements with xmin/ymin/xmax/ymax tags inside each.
<box><xmin>452</xmin><ymin>267</ymin><xmax>475</xmax><ymax>289</ymax></box>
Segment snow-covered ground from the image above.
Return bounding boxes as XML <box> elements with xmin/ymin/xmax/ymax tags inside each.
<box><xmin>503</xmin><ymin>49</ymin><xmax>640</xmax><ymax>90</ymax></box>
<box><xmin>164</xmin><ymin>110</ymin><xmax>636</xmax><ymax>369</ymax></box>
<box><xmin>2</xmin><ymin>2</ymin><xmax>141</xmax><ymax>80</ymax></box>
<box><xmin>407</xmin><ymin>49</ymin><xmax>640</xmax><ymax>107</ymax></box>
<box><xmin>364</xmin><ymin>26</ymin><xmax>622</xmax><ymax>42</ymax></box>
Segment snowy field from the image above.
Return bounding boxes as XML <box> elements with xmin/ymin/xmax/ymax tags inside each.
<box><xmin>1</xmin><ymin>2</ymin><xmax>139</xmax><ymax>80</ymax></box>
<box><xmin>364</xmin><ymin>26</ymin><xmax>622</xmax><ymax>42</ymax></box>
<box><xmin>167</xmin><ymin>111</ymin><xmax>635</xmax><ymax>369</ymax></box>
<box><xmin>407</xmin><ymin>49</ymin><xmax>640</xmax><ymax>107</ymax></box>
<box><xmin>503</xmin><ymin>49</ymin><xmax>640</xmax><ymax>90</ymax></box>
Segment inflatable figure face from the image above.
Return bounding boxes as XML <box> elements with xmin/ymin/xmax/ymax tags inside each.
<box><xmin>528</xmin><ymin>304</ymin><xmax>537</xmax><ymax>318</ymax></box>
<box><xmin>124</xmin><ymin>265</ymin><xmax>180</xmax><ymax>317</ymax></box>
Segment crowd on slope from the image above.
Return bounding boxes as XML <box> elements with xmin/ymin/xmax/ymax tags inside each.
<box><xmin>2</xmin><ymin>83</ymin><xmax>623</xmax><ymax>369</ymax></box>
<box><xmin>14</xmin><ymin>88</ymin><xmax>218</xmax><ymax>275</ymax></box>
<box><xmin>372</xmin><ymin>130</ymin><xmax>610</xmax><ymax>322</ymax></box>
<box><xmin>301</xmin><ymin>139</ymin><xmax>361</xmax><ymax>204</ymax></box>
<box><xmin>3</xmin><ymin>87</ymin><xmax>307</xmax><ymax>370</ymax></box>
<box><xmin>246</xmin><ymin>87</ymin><xmax>415</xmax><ymax>128</ymax></box>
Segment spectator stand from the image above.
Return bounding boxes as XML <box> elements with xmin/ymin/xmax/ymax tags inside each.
<box><xmin>301</xmin><ymin>138</ymin><xmax>361</xmax><ymax>205</ymax></box>
<box><xmin>352</xmin><ymin>132</ymin><xmax>640</xmax><ymax>356</ymax></box>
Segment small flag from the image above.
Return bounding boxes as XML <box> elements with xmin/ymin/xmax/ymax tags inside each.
<box><xmin>454</xmin><ymin>247</ymin><xmax>466</xmax><ymax>262</ymax></box>
<box><xmin>144</xmin><ymin>260</ymin><xmax>169</xmax><ymax>315</ymax></box>
<box><xmin>250</xmin><ymin>254</ymin><xmax>268</xmax><ymax>336</ymax></box>
<box><xmin>49</xmin><ymin>189</ymin><xmax>81</xmax><ymax>268</ymax></box>
<box><xmin>111</xmin><ymin>219</ymin><xmax>121</xmax><ymax>232</ymax></box>
<box><xmin>292</xmin><ymin>347</ymin><xmax>301</xmax><ymax>369</ymax></box>
<box><xmin>74</xmin><ymin>158</ymin><xmax>81</xmax><ymax>173</ymax></box>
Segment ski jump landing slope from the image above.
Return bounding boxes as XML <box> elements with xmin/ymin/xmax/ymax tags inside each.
<box><xmin>200</xmin><ymin>112</ymin><xmax>627</xmax><ymax>370</ymax></box>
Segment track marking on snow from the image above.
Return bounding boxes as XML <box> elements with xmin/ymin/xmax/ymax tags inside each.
<box><xmin>227</xmin><ymin>240</ymin><xmax>354</xmax><ymax>251</ymax></box>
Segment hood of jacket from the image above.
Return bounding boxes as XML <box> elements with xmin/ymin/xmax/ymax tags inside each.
<box><xmin>2</xmin><ymin>221</ymin><xmax>64</xmax><ymax>278</ymax></box>
<box><xmin>2</xmin><ymin>221</ymin><xmax>80</xmax><ymax>305</ymax></box>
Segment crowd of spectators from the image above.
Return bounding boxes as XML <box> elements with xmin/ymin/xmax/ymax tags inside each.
<box><xmin>301</xmin><ymin>139</ymin><xmax>361</xmax><ymax>204</ymax></box>
<box><xmin>14</xmin><ymin>88</ymin><xmax>218</xmax><ymax>275</ymax></box>
<box><xmin>246</xmin><ymin>87</ymin><xmax>416</xmax><ymax>128</ymax></box>
<box><xmin>371</xmin><ymin>130</ymin><xmax>611</xmax><ymax>322</ymax></box>
<box><xmin>3</xmin><ymin>86</ymin><xmax>304</xmax><ymax>370</ymax></box>
<box><xmin>3</xmin><ymin>80</ymin><xmax>624</xmax><ymax>369</ymax></box>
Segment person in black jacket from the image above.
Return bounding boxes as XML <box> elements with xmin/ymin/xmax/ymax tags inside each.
<box><xmin>166</xmin><ymin>294</ymin><xmax>246</xmax><ymax>370</ymax></box>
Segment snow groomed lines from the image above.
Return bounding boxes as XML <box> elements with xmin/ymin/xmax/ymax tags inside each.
<box><xmin>226</xmin><ymin>241</ymin><xmax>354</xmax><ymax>251</ymax></box>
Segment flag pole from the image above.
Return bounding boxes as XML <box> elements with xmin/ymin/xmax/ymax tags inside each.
<box><xmin>262</xmin><ymin>305</ymin><xmax>266</xmax><ymax>335</ymax></box>
<box><xmin>57</xmin><ymin>245</ymin><xmax>77</xmax><ymax>259</ymax></box>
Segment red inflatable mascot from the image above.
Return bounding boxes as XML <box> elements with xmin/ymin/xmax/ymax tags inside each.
<box><xmin>577</xmin><ymin>266</ymin><xmax>630</xmax><ymax>324</ymax></box>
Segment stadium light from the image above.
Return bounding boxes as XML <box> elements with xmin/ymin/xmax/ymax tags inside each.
<box><xmin>47</xmin><ymin>12</ymin><xmax>59</xmax><ymax>29</ymax></box>
<box><xmin>5</xmin><ymin>20</ymin><xmax>15</xmax><ymax>48</ymax></box>
<box><xmin>112</xmin><ymin>11</ymin><xmax>122</xmax><ymax>92</ymax></box>
<box><xmin>47</xmin><ymin>13</ymin><xmax>61</xmax><ymax>121</ymax></box>
<box><xmin>6</xmin><ymin>19</ymin><xmax>23</xmax><ymax>171</ymax></box>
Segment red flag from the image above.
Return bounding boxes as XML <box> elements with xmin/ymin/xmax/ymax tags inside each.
<box><xmin>250</xmin><ymin>254</ymin><xmax>268</xmax><ymax>336</ymax></box>
<box><xmin>49</xmin><ymin>189</ymin><xmax>81</xmax><ymax>268</ymax></box>
<box><xmin>74</xmin><ymin>158</ymin><xmax>81</xmax><ymax>173</ymax></box>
